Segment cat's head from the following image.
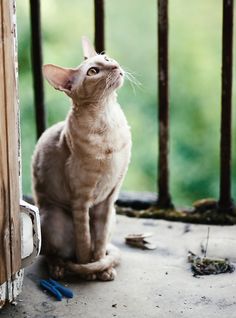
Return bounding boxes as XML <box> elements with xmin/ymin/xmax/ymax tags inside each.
<box><xmin>43</xmin><ymin>36</ymin><xmax>124</xmax><ymax>103</ymax></box>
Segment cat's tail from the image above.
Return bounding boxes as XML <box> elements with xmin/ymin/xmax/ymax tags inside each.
<box><xmin>65</xmin><ymin>244</ymin><xmax>121</xmax><ymax>275</ymax></box>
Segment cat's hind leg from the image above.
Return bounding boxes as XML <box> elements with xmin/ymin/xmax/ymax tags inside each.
<box><xmin>90</xmin><ymin>197</ymin><xmax>118</xmax><ymax>281</ymax></box>
<box><xmin>40</xmin><ymin>205</ymin><xmax>75</xmax><ymax>257</ymax></box>
<box><xmin>39</xmin><ymin>205</ymin><xmax>75</xmax><ymax>278</ymax></box>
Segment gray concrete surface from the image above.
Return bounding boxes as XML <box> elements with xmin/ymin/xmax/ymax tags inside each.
<box><xmin>1</xmin><ymin>215</ymin><xmax>236</xmax><ymax>318</ymax></box>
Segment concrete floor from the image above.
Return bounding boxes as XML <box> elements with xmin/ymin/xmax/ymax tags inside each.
<box><xmin>1</xmin><ymin>215</ymin><xmax>236</xmax><ymax>318</ymax></box>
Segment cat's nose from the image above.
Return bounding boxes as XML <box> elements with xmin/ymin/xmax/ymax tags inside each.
<box><xmin>112</xmin><ymin>65</ymin><xmax>118</xmax><ymax>70</ymax></box>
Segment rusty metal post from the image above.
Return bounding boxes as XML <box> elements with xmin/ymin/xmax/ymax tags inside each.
<box><xmin>29</xmin><ymin>0</ymin><xmax>46</xmax><ymax>139</ymax></box>
<box><xmin>218</xmin><ymin>0</ymin><xmax>234</xmax><ymax>213</ymax></box>
<box><xmin>157</xmin><ymin>0</ymin><xmax>173</xmax><ymax>209</ymax></box>
<box><xmin>94</xmin><ymin>0</ymin><xmax>105</xmax><ymax>53</ymax></box>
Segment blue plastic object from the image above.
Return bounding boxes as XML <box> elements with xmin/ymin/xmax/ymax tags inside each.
<box><xmin>48</xmin><ymin>279</ymin><xmax>74</xmax><ymax>298</ymax></box>
<box><xmin>40</xmin><ymin>279</ymin><xmax>73</xmax><ymax>301</ymax></box>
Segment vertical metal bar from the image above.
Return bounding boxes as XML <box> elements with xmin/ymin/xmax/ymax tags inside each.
<box><xmin>29</xmin><ymin>0</ymin><xmax>46</xmax><ymax>139</ymax></box>
<box><xmin>218</xmin><ymin>0</ymin><xmax>234</xmax><ymax>213</ymax></box>
<box><xmin>94</xmin><ymin>0</ymin><xmax>105</xmax><ymax>53</ymax></box>
<box><xmin>157</xmin><ymin>0</ymin><xmax>173</xmax><ymax>209</ymax></box>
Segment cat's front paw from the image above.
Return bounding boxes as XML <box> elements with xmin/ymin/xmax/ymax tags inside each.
<box><xmin>97</xmin><ymin>267</ymin><xmax>116</xmax><ymax>281</ymax></box>
<box><xmin>46</xmin><ymin>256</ymin><xmax>65</xmax><ymax>280</ymax></box>
<box><xmin>48</xmin><ymin>263</ymin><xmax>65</xmax><ymax>280</ymax></box>
<box><xmin>80</xmin><ymin>273</ymin><xmax>97</xmax><ymax>281</ymax></box>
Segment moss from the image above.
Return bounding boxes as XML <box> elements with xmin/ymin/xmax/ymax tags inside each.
<box><xmin>116</xmin><ymin>199</ymin><xmax>236</xmax><ymax>225</ymax></box>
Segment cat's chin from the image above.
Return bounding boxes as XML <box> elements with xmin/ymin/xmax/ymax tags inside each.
<box><xmin>106</xmin><ymin>78</ymin><xmax>123</xmax><ymax>93</ymax></box>
<box><xmin>114</xmin><ymin>76</ymin><xmax>124</xmax><ymax>90</ymax></box>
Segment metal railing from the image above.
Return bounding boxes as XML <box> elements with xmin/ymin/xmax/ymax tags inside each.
<box><xmin>29</xmin><ymin>0</ymin><xmax>234</xmax><ymax>216</ymax></box>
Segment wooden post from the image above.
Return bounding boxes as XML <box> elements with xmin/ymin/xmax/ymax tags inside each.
<box><xmin>0</xmin><ymin>0</ymin><xmax>21</xmax><ymax>286</ymax></box>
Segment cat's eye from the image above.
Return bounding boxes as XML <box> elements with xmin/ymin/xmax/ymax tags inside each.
<box><xmin>87</xmin><ymin>67</ymin><xmax>99</xmax><ymax>76</ymax></box>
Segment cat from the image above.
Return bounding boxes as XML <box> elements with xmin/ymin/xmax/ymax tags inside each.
<box><xmin>32</xmin><ymin>36</ymin><xmax>131</xmax><ymax>281</ymax></box>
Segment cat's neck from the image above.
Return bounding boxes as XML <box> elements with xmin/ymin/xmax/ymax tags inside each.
<box><xmin>63</xmin><ymin>91</ymin><xmax>129</xmax><ymax>155</ymax></box>
<box><xmin>72</xmin><ymin>92</ymin><xmax>118</xmax><ymax>117</ymax></box>
<box><xmin>65</xmin><ymin>91</ymin><xmax>125</xmax><ymax>137</ymax></box>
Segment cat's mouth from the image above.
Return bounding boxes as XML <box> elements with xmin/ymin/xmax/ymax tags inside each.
<box><xmin>114</xmin><ymin>68</ymin><xmax>124</xmax><ymax>86</ymax></box>
<box><xmin>105</xmin><ymin>69</ymin><xmax>124</xmax><ymax>90</ymax></box>
<box><xmin>111</xmin><ymin>74</ymin><xmax>124</xmax><ymax>89</ymax></box>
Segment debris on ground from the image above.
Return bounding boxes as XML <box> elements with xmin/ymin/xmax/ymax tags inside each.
<box><xmin>188</xmin><ymin>251</ymin><xmax>235</xmax><ymax>276</ymax></box>
<box><xmin>125</xmin><ymin>233</ymin><xmax>157</xmax><ymax>250</ymax></box>
<box><xmin>183</xmin><ymin>224</ymin><xmax>191</xmax><ymax>234</ymax></box>
<box><xmin>192</xmin><ymin>198</ymin><xmax>218</xmax><ymax>212</ymax></box>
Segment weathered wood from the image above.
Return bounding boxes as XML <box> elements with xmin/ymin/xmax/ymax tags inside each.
<box><xmin>116</xmin><ymin>191</ymin><xmax>158</xmax><ymax>210</ymax></box>
<box><xmin>0</xmin><ymin>0</ymin><xmax>21</xmax><ymax>285</ymax></box>
<box><xmin>0</xmin><ymin>0</ymin><xmax>11</xmax><ymax>286</ymax></box>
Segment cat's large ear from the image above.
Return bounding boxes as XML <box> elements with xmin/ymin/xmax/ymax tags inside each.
<box><xmin>82</xmin><ymin>36</ymin><xmax>97</xmax><ymax>59</ymax></box>
<box><xmin>43</xmin><ymin>64</ymin><xmax>76</xmax><ymax>95</ymax></box>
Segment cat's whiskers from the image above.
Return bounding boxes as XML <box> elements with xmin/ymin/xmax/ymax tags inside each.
<box><xmin>122</xmin><ymin>68</ymin><xmax>142</xmax><ymax>94</ymax></box>
<box><xmin>125</xmin><ymin>72</ymin><xmax>141</xmax><ymax>87</ymax></box>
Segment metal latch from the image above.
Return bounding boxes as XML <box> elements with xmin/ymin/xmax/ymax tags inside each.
<box><xmin>20</xmin><ymin>200</ymin><xmax>41</xmax><ymax>268</ymax></box>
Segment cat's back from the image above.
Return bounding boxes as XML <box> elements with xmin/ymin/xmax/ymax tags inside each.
<box><xmin>32</xmin><ymin>121</ymin><xmax>67</xmax><ymax>163</ymax></box>
<box><xmin>32</xmin><ymin>121</ymin><xmax>71</xmax><ymax>206</ymax></box>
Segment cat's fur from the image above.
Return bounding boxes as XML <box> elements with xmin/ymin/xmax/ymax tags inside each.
<box><xmin>32</xmin><ymin>37</ymin><xmax>131</xmax><ymax>281</ymax></box>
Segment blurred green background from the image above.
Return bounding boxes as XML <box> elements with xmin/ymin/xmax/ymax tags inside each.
<box><xmin>17</xmin><ymin>0</ymin><xmax>236</xmax><ymax>206</ymax></box>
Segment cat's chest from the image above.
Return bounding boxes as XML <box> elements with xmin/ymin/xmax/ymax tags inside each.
<box><xmin>67</xmin><ymin>128</ymin><xmax>131</xmax><ymax>204</ymax></box>
<box><xmin>69</xmin><ymin>101</ymin><xmax>129</xmax><ymax>155</ymax></box>
<box><xmin>84</xmin><ymin>127</ymin><xmax>128</xmax><ymax>158</ymax></box>
<box><xmin>69</xmin><ymin>130</ymin><xmax>130</xmax><ymax>179</ymax></box>
<box><xmin>66</xmin><ymin>105</ymin><xmax>131</xmax><ymax>203</ymax></box>
<box><xmin>92</xmin><ymin>149</ymin><xmax>129</xmax><ymax>204</ymax></box>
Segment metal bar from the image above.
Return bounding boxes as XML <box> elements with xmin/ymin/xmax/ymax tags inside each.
<box><xmin>29</xmin><ymin>0</ymin><xmax>46</xmax><ymax>139</ymax></box>
<box><xmin>157</xmin><ymin>0</ymin><xmax>173</xmax><ymax>209</ymax></box>
<box><xmin>94</xmin><ymin>0</ymin><xmax>105</xmax><ymax>53</ymax></box>
<box><xmin>218</xmin><ymin>0</ymin><xmax>234</xmax><ymax>213</ymax></box>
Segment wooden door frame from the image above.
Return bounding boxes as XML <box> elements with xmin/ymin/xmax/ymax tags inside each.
<box><xmin>0</xmin><ymin>0</ymin><xmax>21</xmax><ymax>286</ymax></box>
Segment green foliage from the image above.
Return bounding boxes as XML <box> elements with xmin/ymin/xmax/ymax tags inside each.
<box><xmin>17</xmin><ymin>0</ymin><xmax>236</xmax><ymax>205</ymax></box>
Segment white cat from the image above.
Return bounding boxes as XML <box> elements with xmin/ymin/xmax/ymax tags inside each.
<box><xmin>32</xmin><ymin>37</ymin><xmax>131</xmax><ymax>281</ymax></box>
